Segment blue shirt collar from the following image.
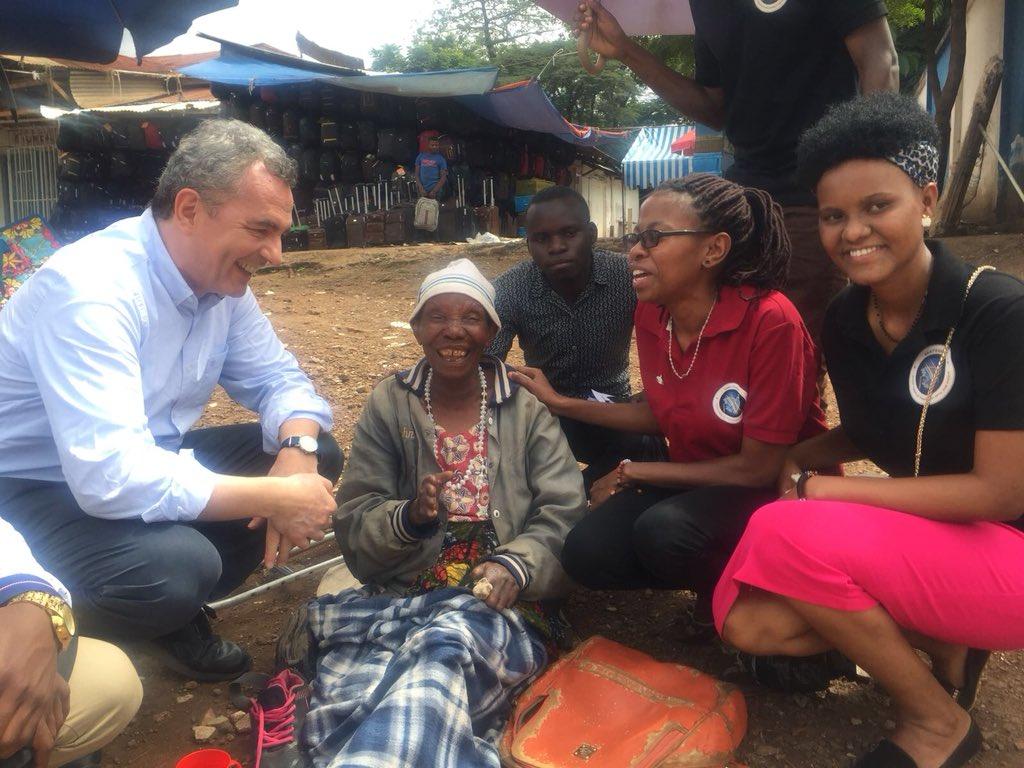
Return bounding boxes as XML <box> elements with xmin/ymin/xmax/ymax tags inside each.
<box><xmin>141</xmin><ymin>208</ymin><xmax>222</xmax><ymax>311</ymax></box>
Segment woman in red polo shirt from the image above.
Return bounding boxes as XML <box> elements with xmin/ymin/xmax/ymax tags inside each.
<box><xmin>511</xmin><ymin>172</ymin><xmax>825</xmax><ymax>637</ymax></box>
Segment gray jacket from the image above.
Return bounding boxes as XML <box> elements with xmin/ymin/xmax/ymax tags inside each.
<box><xmin>335</xmin><ymin>357</ymin><xmax>587</xmax><ymax>601</ymax></box>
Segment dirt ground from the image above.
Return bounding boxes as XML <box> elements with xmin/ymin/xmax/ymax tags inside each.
<box><xmin>104</xmin><ymin>233</ymin><xmax>1024</xmax><ymax>767</ymax></box>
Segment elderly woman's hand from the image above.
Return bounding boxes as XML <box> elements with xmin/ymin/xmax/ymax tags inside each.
<box><xmin>409</xmin><ymin>471</ymin><xmax>454</xmax><ymax>526</ymax></box>
<box><xmin>467</xmin><ymin>560</ymin><xmax>521</xmax><ymax>611</ymax></box>
<box><xmin>508</xmin><ymin>366</ymin><xmax>565</xmax><ymax>411</ymax></box>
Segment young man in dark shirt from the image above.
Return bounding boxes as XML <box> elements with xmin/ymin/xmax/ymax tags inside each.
<box><xmin>487</xmin><ymin>187</ymin><xmax>660</xmax><ymax>486</ymax></box>
<box><xmin>576</xmin><ymin>0</ymin><xmax>899</xmax><ymax>343</ymax></box>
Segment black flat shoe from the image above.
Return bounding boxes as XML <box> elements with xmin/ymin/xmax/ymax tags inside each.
<box><xmin>151</xmin><ymin>610</ymin><xmax>252</xmax><ymax>682</ymax></box>
<box><xmin>738</xmin><ymin>649</ymin><xmax>859</xmax><ymax>693</ymax></box>
<box><xmin>853</xmin><ymin>717</ymin><xmax>982</xmax><ymax>768</ymax></box>
<box><xmin>937</xmin><ymin>648</ymin><xmax>991</xmax><ymax>711</ymax></box>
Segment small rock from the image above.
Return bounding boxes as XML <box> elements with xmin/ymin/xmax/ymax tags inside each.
<box><xmin>184</xmin><ymin>681</ymin><xmax>199</xmax><ymax>690</ymax></box>
<box><xmin>884</xmin><ymin>720</ymin><xmax>896</xmax><ymax>731</ymax></box>
<box><xmin>204</xmin><ymin>715</ymin><xmax>232</xmax><ymax>733</ymax></box>
<box><xmin>605</xmin><ymin>605</ymin><xmax>618</xmax><ymax>613</ymax></box>
<box><xmin>1015</xmin><ymin>739</ymin><xmax>1024</xmax><ymax>751</ymax></box>
<box><xmin>153</xmin><ymin>711</ymin><xmax>171</xmax><ymax>723</ymax></box>
<box><xmin>851</xmin><ymin>717</ymin><xmax>863</xmax><ymax>726</ymax></box>
<box><xmin>176</xmin><ymin>693</ymin><xmax>194</xmax><ymax>705</ymax></box>
<box><xmin>755</xmin><ymin>745</ymin><xmax>781</xmax><ymax>757</ymax></box>
<box><xmin>230</xmin><ymin>711</ymin><xmax>252</xmax><ymax>734</ymax></box>
<box><xmin>193</xmin><ymin>725</ymin><xmax>217</xmax><ymax>743</ymax></box>
<box><xmin>212</xmin><ymin>688</ymin><xmax>223</xmax><ymax>696</ymax></box>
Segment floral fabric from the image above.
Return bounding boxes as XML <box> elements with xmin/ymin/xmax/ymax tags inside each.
<box><xmin>435</xmin><ymin>426</ymin><xmax>490</xmax><ymax>522</ymax></box>
<box><xmin>0</xmin><ymin>215</ymin><xmax>61</xmax><ymax>307</ymax></box>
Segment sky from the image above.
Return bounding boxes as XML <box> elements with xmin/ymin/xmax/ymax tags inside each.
<box><xmin>132</xmin><ymin>0</ymin><xmax>442</xmax><ymax>67</ymax></box>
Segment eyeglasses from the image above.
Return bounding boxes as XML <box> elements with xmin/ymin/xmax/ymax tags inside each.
<box><xmin>622</xmin><ymin>228</ymin><xmax>713</xmax><ymax>250</ymax></box>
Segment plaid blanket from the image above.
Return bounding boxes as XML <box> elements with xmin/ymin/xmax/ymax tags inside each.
<box><xmin>303</xmin><ymin>587</ymin><xmax>546</xmax><ymax>768</ymax></box>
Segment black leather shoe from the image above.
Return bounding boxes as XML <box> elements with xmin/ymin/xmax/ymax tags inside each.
<box><xmin>152</xmin><ymin>610</ymin><xmax>252</xmax><ymax>681</ymax></box>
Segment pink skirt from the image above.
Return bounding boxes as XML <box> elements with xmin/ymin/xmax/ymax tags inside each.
<box><xmin>713</xmin><ymin>500</ymin><xmax>1024</xmax><ymax>650</ymax></box>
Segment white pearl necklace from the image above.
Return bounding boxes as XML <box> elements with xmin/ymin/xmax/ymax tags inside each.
<box><xmin>424</xmin><ymin>365</ymin><xmax>489</xmax><ymax>513</ymax></box>
<box><xmin>667</xmin><ymin>297</ymin><xmax>717</xmax><ymax>380</ymax></box>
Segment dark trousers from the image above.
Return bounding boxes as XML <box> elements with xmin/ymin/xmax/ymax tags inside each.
<box><xmin>781</xmin><ymin>206</ymin><xmax>847</xmax><ymax>348</ymax></box>
<box><xmin>560</xmin><ymin>484</ymin><xmax>775</xmax><ymax>599</ymax></box>
<box><xmin>0</xmin><ymin>423</ymin><xmax>343</xmax><ymax>641</ymax></box>
<box><xmin>558</xmin><ymin>416</ymin><xmax>666</xmax><ymax>489</ymax></box>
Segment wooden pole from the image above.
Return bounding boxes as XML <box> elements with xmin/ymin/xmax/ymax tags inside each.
<box><xmin>932</xmin><ymin>56</ymin><xmax>1004</xmax><ymax>236</ymax></box>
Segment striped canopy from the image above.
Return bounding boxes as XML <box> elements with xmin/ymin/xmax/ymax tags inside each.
<box><xmin>622</xmin><ymin>125</ymin><xmax>695</xmax><ymax>190</ymax></box>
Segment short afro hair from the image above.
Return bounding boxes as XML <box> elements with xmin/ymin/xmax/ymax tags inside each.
<box><xmin>527</xmin><ymin>185</ymin><xmax>591</xmax><ymax>221</ymax></box>
<box><xmin>796</xmin><ymin>92</ymin><xmax>940</xmax><ymax>190</ymax></box>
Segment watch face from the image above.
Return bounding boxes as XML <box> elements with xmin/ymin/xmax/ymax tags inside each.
<box><xmin>298</xmin><ymin>435</ymin><xmax>319</xmax><ymax>454</ymax></box>
<box><xmin>60</xmin><ymin>603</ymin><xmax>76</xmax><ymax>636</ymax></box>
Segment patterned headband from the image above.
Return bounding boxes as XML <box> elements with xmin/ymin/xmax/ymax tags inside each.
<box><xmin>886</xmin><ymin>141</ymin><xmax>940</xmax><ymax>186</ymax></box>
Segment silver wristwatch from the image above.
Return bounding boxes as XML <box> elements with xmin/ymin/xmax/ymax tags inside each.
<box><xmin>280</xmin><ymin>435</ymin><xmax>319</xmax><ymax>455</ymax></box>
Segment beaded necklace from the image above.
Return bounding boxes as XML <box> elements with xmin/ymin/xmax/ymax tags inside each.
<box><xmin>424</xmin><ymin>365</ymin><xmax>489</xmax><ymax>511</ymax></box>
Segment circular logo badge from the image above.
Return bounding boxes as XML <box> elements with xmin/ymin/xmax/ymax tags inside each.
<box><xmin>754</xmin><ymin>0</ymin><xmax>788</xmax><ymax>12</ymax></box>
<box><xmin>909</xmin><ymin>345</ymin><xmax>955</xmax><ymax>405</ymax></box>
<box><xmin>713</xmin><ymin>383</ymin><xmax>748</xmax><ymax>424</ymax></box>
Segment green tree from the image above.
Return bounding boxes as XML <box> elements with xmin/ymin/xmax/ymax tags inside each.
<box><xmin>371</xmin><ymin>36</ymin><xmax>487</xmax><ymax>72</ymax></box>
<box><xmin>425</xmin><ymin>0</ymin><xmax>557</xmax><ymax>62</ymax></box>
<box><xmin>369</xmin><ymin>43</ymin><xmax>408</xmax><ymax>72</ymax></box>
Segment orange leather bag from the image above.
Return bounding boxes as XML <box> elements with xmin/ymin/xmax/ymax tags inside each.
<box><xmin>499</xmin><ymin>636</ymin><xmax>748</xmax><ymax>768</ymax></box>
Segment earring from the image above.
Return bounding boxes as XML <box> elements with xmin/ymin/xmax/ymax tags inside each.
<box><xmin>922</xmin><ymin>215</ymin><xmax>933</xmax><ymax>228</ymax></box>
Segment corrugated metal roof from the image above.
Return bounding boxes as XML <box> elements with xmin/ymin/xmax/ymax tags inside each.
<box><xmin>69</xmin><ymin>69</ymin><xmax>211</xmax><ymax>108</ymax></box>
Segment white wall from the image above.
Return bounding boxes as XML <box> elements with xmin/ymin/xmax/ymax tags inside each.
<box><xmin>574</xmin><ymin>165</ymin><xmax>640</xmax><ymax>239</ymax></box>
<box><xmin>949</xmin><ymin>0</ymin><xmax>1005</xmax><ymax>223</ymax></box>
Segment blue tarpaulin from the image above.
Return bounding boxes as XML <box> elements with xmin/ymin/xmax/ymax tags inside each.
<box><xmin>178</xmin><ymin>43</ymin><xmax>627</xmax><ymax>150</ymax></box>
<box><xmin>457</xmin><ymin>80</ymin><xmax>626</xmax><ymax>148</ymax></box>
<box><xmin>0</xmin><ymin>0</ymin><xmax>238</xmax><ymax>63</ymax></box>
<box><xmin>622</xmin><ymin>125</ymin><xmax>725</xmax><ymax>189</ymax></box>
<box><xmin>178</xmin><ymin>41</ymin><xmax>500</xmax><ymax>97</ymax></box>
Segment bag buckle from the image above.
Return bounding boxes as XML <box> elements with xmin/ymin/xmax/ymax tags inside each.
<box><xmin>572</xmin><ymin>744</ymin><xmax>599</xmax><ymax>760</ymax></box>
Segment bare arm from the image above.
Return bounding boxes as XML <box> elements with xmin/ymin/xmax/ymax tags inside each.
<box><xmin>576</xmin><ymin>0</ymin><xmax>726</xmax><ymax>129</ymax></box>
<box><xmin>845</xmin><ymin>17</ymin><xmax>899</xmax><ymax>94</ymax></box>
<box><xmin>623</xmin><ymin>436</ymin><xmax>789</xmax><ymax>490</ymax></box>
<box><xmin>777</xmin><ymin>425</ymin><xmax>865</xmax><ymax>495</ymax></box>
<box><xmin>509</xmin><ymin>366</ymin><xmax>660</xmax><ymax>434</ymax></box>
<box><xmin>804</xmin><ymin>430</ymin><xmax>1024</xmax><ymax>523</ymax></box>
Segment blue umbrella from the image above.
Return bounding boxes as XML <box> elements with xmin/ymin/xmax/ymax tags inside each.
<box><xmin>0</xmin><ymin>0</ymin><xmax>239</xmax><ymax>63</ymax></box>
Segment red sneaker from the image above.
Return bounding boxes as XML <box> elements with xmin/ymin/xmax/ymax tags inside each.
<box><xmin>231</xmin><ymin>670</ymin><xmax>311</xmax><ymax>768</ymax></box>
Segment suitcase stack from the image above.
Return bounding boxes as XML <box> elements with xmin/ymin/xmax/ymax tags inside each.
<box><xmin>345</xmin><ymin>186</ymin><xmax>369</xmax><ymax>249</ymax></box>
<box><xmin>474</xmin><ymin>177</ymin><xmax>500</xmax><ymax>235</ymax></box>
<box><xmin>364</xmin><ymin>185</ymin><xmax>388</xmax><ymax>247</ymax></box>
<box><xmin>437</xmin><ymin>176</ymin><xmax>477</xmax><ymax>242</ymax></box>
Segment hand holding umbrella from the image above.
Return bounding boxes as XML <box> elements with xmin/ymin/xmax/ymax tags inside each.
<box><xmin>574</xmin><ymin>0</ymin><xmax>631</xmax><ymax>74</ymax></box>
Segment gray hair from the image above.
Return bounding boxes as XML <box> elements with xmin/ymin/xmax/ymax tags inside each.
<box><xmin>151</xmin><ymin>119</ymin><xmax>297</xmax><ymax>218</ymax></box>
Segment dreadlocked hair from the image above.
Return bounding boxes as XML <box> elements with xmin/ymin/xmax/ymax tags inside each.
<box><xmin>654</xmin><ymin>174</ymin><xmax>791</xmax><ymax>290</ymax></box>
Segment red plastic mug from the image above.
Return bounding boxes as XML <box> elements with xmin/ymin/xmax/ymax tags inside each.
<box><xmin>175</xmin><ymin>749</ymin><xmax>242</xmax><ymax>768</ymax></box>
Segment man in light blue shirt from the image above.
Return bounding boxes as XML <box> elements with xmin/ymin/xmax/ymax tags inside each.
<box><xmin>0</xmin><ymin>120</ymin><xmax>341</xmax><ymax>681</ymax></box>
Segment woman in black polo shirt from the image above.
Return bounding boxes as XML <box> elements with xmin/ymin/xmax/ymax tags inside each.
<box><xmin>714</xmin><ymin>93</ymin><xmax>1024</xmax><ymax>768</ymax></box>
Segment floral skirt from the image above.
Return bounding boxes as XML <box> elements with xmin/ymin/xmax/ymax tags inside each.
<box><xmin>410</xmin><ymin>520</ymin><xmax>572</xmax><ymax>652</ymax></box>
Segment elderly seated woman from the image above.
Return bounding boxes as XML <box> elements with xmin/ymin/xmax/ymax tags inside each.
<box><xmin>302</xmin><ymin>259</ymin><xmax>587</xmax><ymax>768</ymax></box>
